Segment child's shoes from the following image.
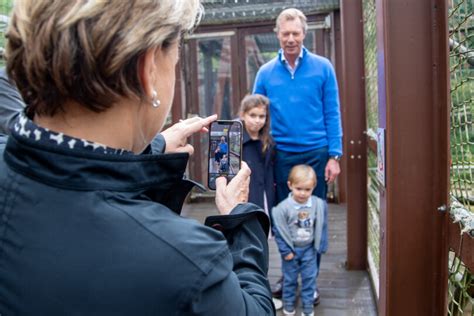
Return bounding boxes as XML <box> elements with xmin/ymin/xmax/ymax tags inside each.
<box><xmin>283</xmin><ymin>304</ymin><xmax>295</xmax><ymax>316</ymax></box>
<box><xmin>302</xmin><ymin>304</ymin><xmax>314</xmax><ymax>316</ymax></box>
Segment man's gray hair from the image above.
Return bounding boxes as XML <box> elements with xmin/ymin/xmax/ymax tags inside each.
<box><xmin>275</xmin><ymin>8</ymin><xmax>308</xmax><ymax>34</ymax></box>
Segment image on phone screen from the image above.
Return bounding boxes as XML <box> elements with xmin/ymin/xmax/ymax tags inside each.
<box><xmin>208</xmin><ymin>120</ymin><xmax>243</xmax><ymax>190</ymax></box>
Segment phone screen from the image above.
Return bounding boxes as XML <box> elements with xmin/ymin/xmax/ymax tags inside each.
<box><xmin>207</xmin><ymin>120</ymin><xmax>243</xmax><ymax>190</ymax></box>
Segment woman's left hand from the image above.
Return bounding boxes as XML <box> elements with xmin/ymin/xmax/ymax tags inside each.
<box><xmin>215</xmin><ymin>162</ymin><xmax>251</xmax><ymax>215</ymax></box>
<box><xmin>160</xmin><ymin>114</ymin><xmax>217</xmax><ymax>155</ymax></box>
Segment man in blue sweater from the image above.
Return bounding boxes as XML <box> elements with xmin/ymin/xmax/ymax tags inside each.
<box><xmin>253</xmin><ymin>8</ymin><xmax>343</xmax><ymax>307</ymax></box>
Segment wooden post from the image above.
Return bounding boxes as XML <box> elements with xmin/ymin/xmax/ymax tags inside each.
<box><xmin>340</xmin><ymin>1</ymin><xmax>368</xmax><ymax>270</ymax></box>
<box><xmin>375</xmin><ymin>0</ymin><xmax>450</xmax><ymax>314</ymax></box>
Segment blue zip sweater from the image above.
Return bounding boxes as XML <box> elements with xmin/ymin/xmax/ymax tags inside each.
<box><xmin>253</xmin><ymin>47</ymin><xmax>343</xmax><ymax>155</ymax></box>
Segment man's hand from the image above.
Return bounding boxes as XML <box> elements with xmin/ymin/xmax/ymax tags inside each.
<box><xmin>215</xmin><ymin>162</ymin><xmax>251</xmax><ymax>215</ymax></box>
<box><xmin>284</xmin><ymin>253</ymin><xmax>294</xmax><ymax>261</ymax></box>
<box><xmin>325</xmin><ymin>159</ymin><xmax>340</xmax><ymax>184</ymax></box>
<box><xmin>160</xmin><ymin>114</ymin><xmax>217</xmax><ymax>155</ymax></box>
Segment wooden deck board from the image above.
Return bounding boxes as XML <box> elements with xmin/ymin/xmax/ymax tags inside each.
<box><xmin>182</xmin><ymin>201</ymin><xmax>378</xmax><ymax>315</ymax></box>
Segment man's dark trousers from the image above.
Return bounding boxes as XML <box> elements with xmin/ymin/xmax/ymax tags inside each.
<box><xmin>274</xmin><ymin>146</ymin><xmax>329</xmax><ymax>203</ymax></box>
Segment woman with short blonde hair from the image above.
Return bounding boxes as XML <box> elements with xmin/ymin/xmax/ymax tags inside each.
<box><xmin>0</xmin><ymin>1</ymin><xmax>274</xmax><ymax>315</ymax></box>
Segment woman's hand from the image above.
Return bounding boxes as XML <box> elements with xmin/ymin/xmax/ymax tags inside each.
<box><xmin>160</xmin><ymin>114</ymin><xmax>217</xmax><ymax>155</ymax></box>
<box><xmin>215</xmin><ymin>162</ymin><xmax>251</xmax><ymax>215</ymax></box>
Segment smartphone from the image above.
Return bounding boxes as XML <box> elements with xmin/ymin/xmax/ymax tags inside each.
<box><xmin>207</xmin><ymin>120</ymin><xmax>243</xmax><ymax>190</ymax></box>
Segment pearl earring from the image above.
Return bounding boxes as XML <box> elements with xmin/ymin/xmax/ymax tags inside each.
<box><xmin>151</xmin><ymin>90</ymin><xmax>160</xmax><ymax>108</ymax></box>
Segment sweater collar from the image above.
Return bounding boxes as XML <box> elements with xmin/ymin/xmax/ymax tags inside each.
<box><xmin>279</xmin><ymin>46</ymin><xmax>307</xmax><ymax>64</ymax></box>
<box><xmin>288</xmin><ymin>193</ymin><xmax>313</xmax><ymax>209</ymax></box>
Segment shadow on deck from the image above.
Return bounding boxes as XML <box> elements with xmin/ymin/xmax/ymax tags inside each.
<box><xmin>181</xmin><ymin>202</ymin><xmax>377</xmax><ymax>316</ymax></box>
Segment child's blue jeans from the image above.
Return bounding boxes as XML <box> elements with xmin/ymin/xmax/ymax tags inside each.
<box><xmin>282</xmin><ymin>244</ymin><xmax>317</xmax><ymax>309</ymax></box>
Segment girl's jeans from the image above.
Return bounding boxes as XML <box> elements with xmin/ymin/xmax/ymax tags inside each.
<box><xmin>282</xmin><ymin>244</ymin><xmax>317</xmax><ymax>309</ymax></box>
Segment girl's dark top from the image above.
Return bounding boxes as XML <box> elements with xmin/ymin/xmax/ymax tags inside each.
<box><xmin>242</xmin><ymin>128</ymin><xmax>276</xmax><ymax>213</ymax></box>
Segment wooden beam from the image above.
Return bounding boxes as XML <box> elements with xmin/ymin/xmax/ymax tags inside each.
<box><xmin>340</xmin><ymin>1</ymin><xmax>368</xmax><ymax>270</ymax></box>
<box><xmin>375</xmin><ymin>0</ymin><xmax>450</xmax><ymax>314</ymax></box>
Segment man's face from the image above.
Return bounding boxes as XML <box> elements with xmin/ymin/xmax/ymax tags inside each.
<box><xmin>277</xmin><ymin>18</ymin><xmax>306</xmax><ymax>61</ymax></box>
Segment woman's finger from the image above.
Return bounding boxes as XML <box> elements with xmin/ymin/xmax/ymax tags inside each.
<box><xmin>231</xmin><ymin>162</ymin><xmax>251</xmax><ymax>183</ymax></box>
<box><xmin>215</xmin><ymin>176</ymin><xmax>228</xmax><ymax>197</ymax></box>
<box><xmin>180</xmin><ymin>116</ymin><xmax>202</xmax><ymax>125</ymax></box>
<box><xmin>238</xmin><ymin>180</ymin><xmax>249</xmax><ymax>203</ymax></box>
<box><xmin>183</xmin><ymin>114</ymin><xmax>217</xmax><ymax>136</ymax></box>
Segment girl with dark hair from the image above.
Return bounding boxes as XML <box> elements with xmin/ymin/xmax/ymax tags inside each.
<box><xmin>240</xmin><ymin>94</ymin><xmax>275</xmax><ymax>217</ymax></box>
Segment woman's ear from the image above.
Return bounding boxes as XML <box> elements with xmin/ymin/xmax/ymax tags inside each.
<box><xmin>138</xmin><ymin>47</ymin><xmax>159</xmax><ymax>97</ymax></box>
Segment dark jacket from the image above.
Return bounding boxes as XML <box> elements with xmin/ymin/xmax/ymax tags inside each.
<box><xmin>0</xmin><ymin>131</ymin><xmax>274</xmax><ymax>315</ymax></box>
<box><xmin>242</xmin><ymin>129</ymin><xmax>275</xmax><ymax>212</ymax></box>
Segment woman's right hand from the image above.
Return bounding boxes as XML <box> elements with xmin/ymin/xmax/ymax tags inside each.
<box><xmin>160</xmin><ymin>114</ymin><xmax>217</xmax><ymax>155</ymax></box>
<box><xmin>215</xmin><ymin>162</ymin><xmax>251</xmax><ymax>215</ymax></box>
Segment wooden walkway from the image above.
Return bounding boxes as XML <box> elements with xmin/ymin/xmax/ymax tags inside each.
<box><xmin>181</xmin><ymin>201</ymin><xmax>377</xmax><ymax>316</ymax></box>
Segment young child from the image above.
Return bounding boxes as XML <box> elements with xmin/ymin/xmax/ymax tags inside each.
<box><xmin>239</xmin><ymin>94</ymin><xmax>275</xmax><ymax>215</ymax></box>
<box><xmin>272</xmin><ymin>165</ymin><xmax>328</xmax><ymax>316</ymax></box>
<box><xmin>219</xmin><ymin>154</ymin><xmax>229</xmax><ymax>173</ymax></box>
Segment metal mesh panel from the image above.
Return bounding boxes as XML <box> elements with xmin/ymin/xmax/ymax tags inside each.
<box><xmin>448</xmin><ymin>0</ymin><xmax>474</xmax><ymax>314</ymax></box>
<box><xmin>363</xmin><ymin>0</ymin><xmax>378</xmax><ymax>133</ymax></box>
<box><xmin>450</xmin><ymin>0</ymin><xmax>474</xmax><ymax>211</ymax></box>
<box><xmin>367</xmin><ymin>149</ymin><xmax>380</xmax><ymax>297</ymax></box>
<box><xmin>363</xmin><ymin>0</ymin><xmax>380</xmax><ymax>298</ymax></box>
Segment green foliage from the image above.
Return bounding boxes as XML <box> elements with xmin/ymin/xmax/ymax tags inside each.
<box><xmin>0</xmin><ymin>0</ymin><xmax>13</xmax><ymax>67</ymax></box>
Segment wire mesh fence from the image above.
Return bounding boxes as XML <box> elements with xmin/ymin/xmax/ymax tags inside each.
<box><xmin>362</xmin><ymin>0</ymin><xmax>380</xmax><ymax>298</ymax></box>
<box><xmin>448</xmin><ymin>0</ymin><xmax>474</xmax><ymax>314</ymax></box>
<box><xmin>448</xmin><ymin>249</ymin><xmax>473</xmax><ymax>316</ymax></box>
<box><xmin>367</xmin><ymin>149</ymin><xmax>380</xmax><ymax>297</ymax></box>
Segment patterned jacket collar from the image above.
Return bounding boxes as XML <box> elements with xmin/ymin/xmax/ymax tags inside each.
<box><xmin>4</xmin><ymin>116</ymin><xmax>200</xmax><ymax>214</ymax></box>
